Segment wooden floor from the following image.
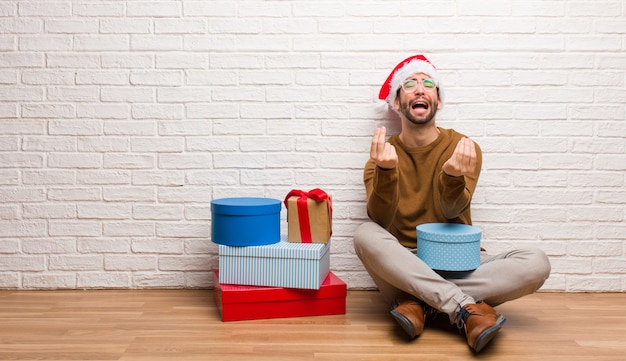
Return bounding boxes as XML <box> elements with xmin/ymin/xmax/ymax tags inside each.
<box><xmin>0</xmin><ymin>290</ymin><xmax>624</xmax><ymax>361</ymax></box>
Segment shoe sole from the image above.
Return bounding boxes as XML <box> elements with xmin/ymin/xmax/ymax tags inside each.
<box><xmin>390</xmin><ymin>309</ymin><xmax>418</xmax><ymax>338</ymax></box>
<box><xmin>472</xmin><ymin>315</ymin><xmax>507</xmax><ymax>353</ymax></box>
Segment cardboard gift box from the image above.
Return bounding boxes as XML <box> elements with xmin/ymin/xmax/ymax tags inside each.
<box><xmin>211</xmin><ymin>197</ymin><xmax>282</xmax><ymax>247</ymax></box>
<box><xmin>218</xmin><ymin>238</ymin><xmax>330</xmax><ymax>289</ymax></box>
<box><xmin>416</xmin><ymin>222</ymin><xmax>482</xmax><ymax>271</ymax></box>
<box><xmin>284</xmin><ymin>189</ymin><xmax>332</xmax><ymax>244</ymax></box>
<box><xmin>213</xmin><ymin>269</ymin><xmax>346</xmax><ymax>322</ymax></box>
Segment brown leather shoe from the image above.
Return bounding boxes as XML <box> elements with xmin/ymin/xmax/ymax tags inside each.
<box><xmin>390</xmin><ymin>298</ymin><xmax>426</xmax><ymax>338</ymax></box>
<box><xmin>458</xmin><ymin>301</ymin><xmax>506</xmax><ymax>352</ymax></box>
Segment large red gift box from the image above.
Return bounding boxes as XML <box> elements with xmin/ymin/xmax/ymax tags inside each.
<box><xmin>213</xmin><ymin>269</ymin><xmax>346</xmax><ymax>322</ymax></box>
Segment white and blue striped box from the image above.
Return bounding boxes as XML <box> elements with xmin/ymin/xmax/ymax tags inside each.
<box><xmin>218</xmin><ymin>238</ymin><xmax>330</xmax><ymax>290</ymax></box>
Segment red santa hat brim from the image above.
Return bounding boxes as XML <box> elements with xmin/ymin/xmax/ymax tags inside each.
<box><xmin>378</xmin><ymin>54</ymin><xmax>444</xmax><ymax>111</ymax></box>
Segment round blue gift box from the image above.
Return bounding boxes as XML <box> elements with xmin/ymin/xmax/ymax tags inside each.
<box><xmin>416</xmin><ymin>223</ymin><xmax>482</xmax><ymax>271</ymax></box>
<box><xmin>211</xmin><ymin>197</ymin><xmax>281</xmax><ymax>247</ymax></box>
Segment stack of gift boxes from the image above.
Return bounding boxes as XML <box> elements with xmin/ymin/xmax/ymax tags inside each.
<box><xmin>211</xmin><ymin>189</ymin><xmax>347</xmax><ymax>322</ymax></box>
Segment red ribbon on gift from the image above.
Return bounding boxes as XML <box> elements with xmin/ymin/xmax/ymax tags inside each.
<box><xmin>284</xmin><ymin>188</ymin><xmax>333</xmax><ymax>243</ymax></box>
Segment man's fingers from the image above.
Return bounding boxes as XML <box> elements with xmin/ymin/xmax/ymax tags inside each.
<box><xmin>458</xmin><ymin>138</ymin><xmax>476</xmax><ymax>171</ymax></box>
<box><xmin>378</xmin><ymin>126</ymin><xmax>387</xmax><ymax>140</ymax></box>
<box><xmin>370</xmin><ymin>126</ymin><xmax>387</xmax><ymax>158</ymax></box>
<box><xmin>370</xmin><ymin>127</ymin><xmax>381</xmax><ymax>158</ymax></box>
<box><xmin>457</xmin><ymin>138</ymin><xmax>470</xmax><ymax>165</ymax></box>
<box><xmin>369</xmin><ymin>126</ymin><xmax>397</xmax><ymax>169</ymax></box>
<box><xmin>444</xmin><ymin>138</ymin><xmax>477</xmax><ymax>176</ymax></box>
<box><xmin>383</xmin><ymin>142</ymin><xmax>396</xmax><ymax>159</ymax></box>
<box><xmin>466</xmin><ymin>139</ymin><xmax>477</xmax><ymax>170</ymax></box>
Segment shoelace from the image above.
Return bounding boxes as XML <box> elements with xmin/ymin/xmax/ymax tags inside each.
<box><xmin>423</xmin><ymin>304</ymin><xmax>437</xmax><ymax>319</ymax></box>
<box><xmin>454</xmin><ymin>304</ymin><xmax>470</xmax><ymax>330</ymax></box>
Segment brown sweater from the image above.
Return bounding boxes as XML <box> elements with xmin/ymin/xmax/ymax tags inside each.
<box><xmin>364</xmin><ymin>127</ymin><xmax>482</xmax><ymax>248</ymax></box>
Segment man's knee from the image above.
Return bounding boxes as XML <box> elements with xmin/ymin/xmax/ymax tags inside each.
<box><xmin>354</xmin><ymin>221</ymin><xmax>390</xmax><ymax>255</ymax></box>
<box><xmin>353</xmin><ymin>222</ymin><xmax>375</xmax><ymax>253</ymax></box>
<box><xmin>529</xmin><ymin>247</ymin><xmax>551</xmax><ymax>281</ymax></box>
<box><xmin>518</xmin><ymin>247</ymin><xmax>551</xmax><ymax>288</ymax></box>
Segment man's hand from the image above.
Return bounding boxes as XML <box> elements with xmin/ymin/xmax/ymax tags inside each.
<box><xmin>442</xmin><ymin>137</ymin><xmax>477</xmax><ymax>177</ymax></box>
<box><xmin>370</xmin><ymin>126</ymin><xmax>398</xmax><ymax>170</ymax></box>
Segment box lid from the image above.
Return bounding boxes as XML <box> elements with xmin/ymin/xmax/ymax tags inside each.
<box><xmin>219</xmin><ymin>238</ymin><xmax>329</xmax><ymax>259</ymax></box>
<box><xmin>213</xmin><ymin>269</ymin><xmax>346</xmax><ymax>303</ymax></box>
<box><xmin>417</xmin><ymin>223</ymin><xmax>481</xmax><ymax>244</ymax></box>
<box><xmin>211</xmin><ymin>197</ymin><xmax>281</xmax><ymax>216</ymax></box>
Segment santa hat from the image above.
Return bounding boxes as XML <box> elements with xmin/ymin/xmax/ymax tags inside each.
<box><xmin>378</xmin><ymin>54</ymin><xmax>444</xmax><ymax>111</ymax></box>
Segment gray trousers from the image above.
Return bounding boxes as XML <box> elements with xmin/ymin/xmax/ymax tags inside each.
<box><xmin>354</xmin><ymin>222</ymin><xmax>551</xmax><ymax>321</ymax></box>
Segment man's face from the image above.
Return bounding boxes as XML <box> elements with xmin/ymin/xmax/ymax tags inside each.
<box><xmin>394</xmin><ymin>73</ymin><xmax>441</xmax><ymax>125</ymax></box>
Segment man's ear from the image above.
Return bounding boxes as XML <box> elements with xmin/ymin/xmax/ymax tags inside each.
<box><xmin>437</xmin><ymin>89</ymin><xmax>442</xmax><ymax>109</ymax></box>
<box><xmin>394</xmin><ymin>95</ymin><xmax>400</xmax><ymax>112</ymax></box>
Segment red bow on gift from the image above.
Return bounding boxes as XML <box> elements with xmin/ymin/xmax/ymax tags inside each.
<box><xmin>284</xmin><ymin>188</ymin><xmax>333</xmax><ymax>243</ymax></box>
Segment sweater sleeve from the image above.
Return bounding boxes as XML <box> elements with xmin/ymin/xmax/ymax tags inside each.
<box><xmin>437</xmin><ymin>143</ymin><xmax>482</xmax><ymax>220</ymax></box>
<box><xmin>364</xmin><ymin>159</ymin><xmax>399</xmax><ymax>228</ymax></box>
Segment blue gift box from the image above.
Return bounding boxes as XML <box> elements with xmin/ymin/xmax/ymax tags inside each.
<box><xmin>211</xmin><ymin>197</ymin><xmax>281</xmax><ymax>247</ymax></box>
<box><xmin>416</xmin><ymin>223</ymin><xmax>482</xmax><ymax>271</ymax></box>
<box><xmin>218</xmin><ymin>238</ymin><xmax>330</xmax><ymax>289</ymax></box>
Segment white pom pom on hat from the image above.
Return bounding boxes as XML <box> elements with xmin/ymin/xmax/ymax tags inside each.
<box><xmin>378</xmin><ymin>54</ymin><xmax>445</xmax><ymax>111</ymax></box>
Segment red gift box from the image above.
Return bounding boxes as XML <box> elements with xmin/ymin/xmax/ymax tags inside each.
<box><xmin>213</xmin><ymin>269</ymin><xmax>346</xmax><ymax>322</ymax></box>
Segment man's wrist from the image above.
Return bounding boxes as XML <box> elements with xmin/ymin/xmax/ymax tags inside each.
<box><xmin>442</xmin><ymin>170</ymin><xmax>462</xmax><ymax>178</ymax></box>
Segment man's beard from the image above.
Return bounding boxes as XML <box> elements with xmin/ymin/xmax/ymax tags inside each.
<box><xmin>399</xmin><ymin>96</ymin><xmax>439</xmax><ymax>125</ymax></box>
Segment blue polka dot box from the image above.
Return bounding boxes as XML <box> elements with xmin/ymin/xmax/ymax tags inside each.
<box><xmin>416</xmin><ymin>223</ymin><xmax>482</xmax><ymax>271</ymax></box>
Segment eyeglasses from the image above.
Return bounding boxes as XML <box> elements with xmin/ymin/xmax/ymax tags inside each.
<box><xmin>401</xmin><ymin>78</ymin><xmax>437</xmax><ymax>93</ymax></box>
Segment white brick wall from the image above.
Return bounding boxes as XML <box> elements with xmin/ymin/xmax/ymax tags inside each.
<box><xmin>0</xmin><ymin>0</ymin><xmax>624</xmax><ymax>291</ymax></box>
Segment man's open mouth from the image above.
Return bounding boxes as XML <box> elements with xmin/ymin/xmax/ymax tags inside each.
<box><xmin>411</xmin><ymin>101</ymin><xmax>429</xmax><ymax>110</ymax></box>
